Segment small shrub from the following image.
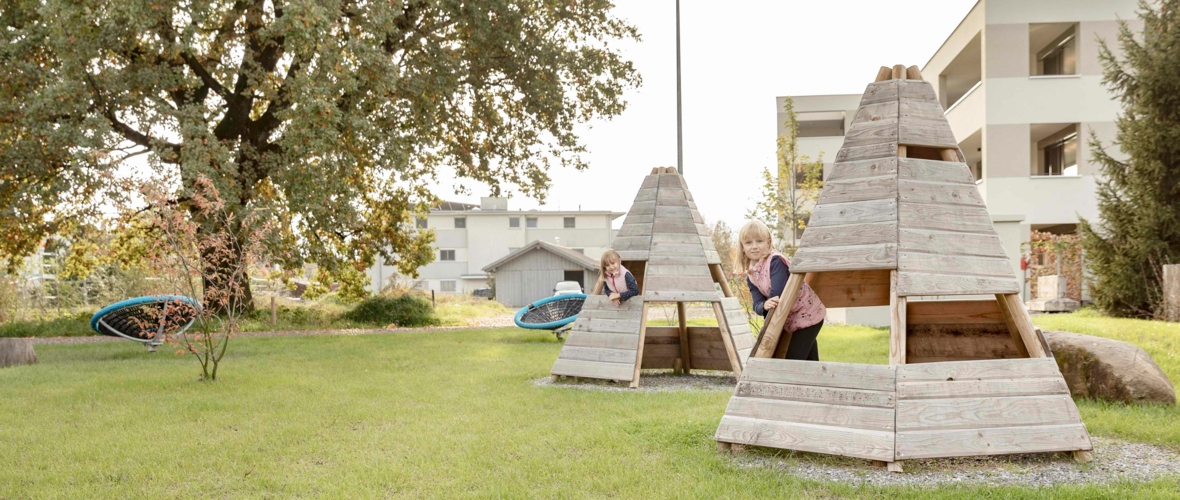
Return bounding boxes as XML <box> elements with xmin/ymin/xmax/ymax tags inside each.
<box><xmin>342</xmin><ymin>293</ymin><xmax>438</xmax><ymax>327</ymax></box>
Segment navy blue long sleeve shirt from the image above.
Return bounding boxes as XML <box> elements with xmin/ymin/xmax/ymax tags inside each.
<box><xmin>603</xmin><ymin>272</ymin><xmax>640</xmax><ymax>302</ymax></box>
<box><xmin>747</xmin><ymin>257</ymin><xmax>791</xmax><ymax>318</ymax></box>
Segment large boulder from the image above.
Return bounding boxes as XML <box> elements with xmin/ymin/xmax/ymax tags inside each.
<box><xmin>0</xmin><ymin>338</ymin><xmax>37</xmax><ymax>368</ymax></box>
<box><xmin>1043</xmin><ymin>330</ymin><xmax>1175</xmax><ymax>405</ymax></box>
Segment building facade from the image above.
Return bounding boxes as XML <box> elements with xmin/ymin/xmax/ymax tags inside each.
<box><xmin>786</xmin><ymin>0</ymin><xmax>1140</xmax><ymax>325</ymax></box>
<box><xmin>366</xmin><ymin>197</ymin><xmax>623</xmax><ymax>295</ymax></box>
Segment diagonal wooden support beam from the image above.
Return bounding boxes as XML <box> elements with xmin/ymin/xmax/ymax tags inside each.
<box><xmin>996</xmin><ymin>294</ymin><xmax>1047</xmax><ymax>358</ymax></box>
<box><xmin>889</xmin><ymin>270</ymin><xmax>907</xmax><ymax>366</ymax></box>
<box><xmin>752</xmin><ymin>273</ymin><xmax>805</xmax><ymax>358</ymax></box>
<box><xmin>713</xmin><ymin>302</ymin><xmax>743</xmax><ymax>377</ymax></box>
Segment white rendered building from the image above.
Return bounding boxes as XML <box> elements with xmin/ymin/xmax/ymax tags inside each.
<box><xmin>366</xmin><ymin>197</ymin><xmax>623</xmax><ymax>295</ymax></box>
<box><xmin>786</xmin><ymin>0</ymin><xmax>1139</xmax><ymax>325</ymax></box>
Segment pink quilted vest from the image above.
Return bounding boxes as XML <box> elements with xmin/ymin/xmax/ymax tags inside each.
<box><xmin>605</xmin><ymin>264</ymin><xmax>631</xmax><ymax>295</ymax></box>
<box><xmin>748</xmin><ymin>252</ymin><xmax>826</xmax><ymax>333</ymax></box>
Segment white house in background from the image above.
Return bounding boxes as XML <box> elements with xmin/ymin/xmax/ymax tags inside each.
<box><xmin>366</xmin><ymin>197</ymin><xmax>623</xmax><ymax>295</ymax></box>
<box><xmin>785</xmin><ymin>0</ymin><xmax>1138</xmax><ymax>326</ymax></box>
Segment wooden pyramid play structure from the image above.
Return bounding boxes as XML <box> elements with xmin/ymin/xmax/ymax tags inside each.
<box><xmin>713</xmin><ymin>65</ymin><xmax>1093</xmax><ymax>471</ymax></box>
<box><xmin>550</xmin><ymin>167</ymin><xmax>756</xmax><ymax>387</ymax></box>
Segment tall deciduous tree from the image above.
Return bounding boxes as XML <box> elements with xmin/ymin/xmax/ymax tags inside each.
<box><xmin>749</xmin><ymin>96</ymin><xmax>824</xmax><ymax>255</ymax></box>
<box><xmin>1</xmin><ymin>0</ymin><xmax>640</xmax><ymax>309</ymax></box>
<box><xmin>1079</xmin><ymin>0</ymin><xmax>1180</xmax><ymax>318</ymax></box>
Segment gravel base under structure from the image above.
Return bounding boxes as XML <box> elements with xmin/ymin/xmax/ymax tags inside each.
<box><xmin>535</xmin><ymin>371</ymin><xmax>738</xmax><ymax>392</ymax></box>
<box><xmin>729</xmin><ymin>437</ymin><xmax>1180</xmax><ymax>488</ymax></box>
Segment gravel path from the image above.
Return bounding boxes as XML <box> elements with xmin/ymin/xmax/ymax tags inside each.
<box><xmin>536</xmin><ymin>375</ymin><xmax>1180</xmax><ymax>487</ymax></box>
<box><xmin>31</xmin><ymin>313</ymin><xmax>519</xmax><ymax>345</ymax></box>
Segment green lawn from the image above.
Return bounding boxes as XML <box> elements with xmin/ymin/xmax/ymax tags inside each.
<box><xmin>1</xmin><ymin>315</ymin><xmax>1178</xmax><ymax>498</ymax></box>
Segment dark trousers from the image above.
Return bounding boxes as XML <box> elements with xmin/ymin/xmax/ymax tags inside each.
<box><xmin>781</xmin><ymin>321</ymin><xmax>822</xmax><ymax>361</ymax></box>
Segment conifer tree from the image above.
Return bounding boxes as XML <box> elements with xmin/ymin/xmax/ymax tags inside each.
<box><xmin>1079</xmin><ymin>0</ymin><xmax>1180</xmax><ymax>318</ymax></box>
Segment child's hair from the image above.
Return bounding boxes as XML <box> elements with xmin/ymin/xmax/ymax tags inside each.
<box><xmin>599</xmin><ymin>249</ymin><xmax>622</xmax><ymax>281</ymax></box>
<box><xmin>735</xmin><ymin>219</ymin><xmax>774</xmax><ymax>273</ymax></box>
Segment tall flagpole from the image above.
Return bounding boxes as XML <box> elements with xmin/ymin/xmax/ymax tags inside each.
<box><xmin>676</xmin><ymin>0</ymin><xmax>684</xmax><ymax>175</ymax></box>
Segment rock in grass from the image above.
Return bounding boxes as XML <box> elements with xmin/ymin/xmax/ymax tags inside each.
<box><xmin>0</xmin><ymin>338</ymin><xmax>37</xmax><ymax>368</ymax></box>
<box><xmin>1044</xmin><ymin>330</ymin><xmax>1175</xmax><ymax>405</ymax></box>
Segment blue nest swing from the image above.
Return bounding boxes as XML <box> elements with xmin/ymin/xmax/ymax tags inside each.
<box><xmin>90</xmin><ymin>295</ymin><xmax>202</xmax><ymax>351</ymax></box>
<box><xmin>514</xmin><ymin>294</ymin><xmax>587</xmax><ymax>334</ymax></box>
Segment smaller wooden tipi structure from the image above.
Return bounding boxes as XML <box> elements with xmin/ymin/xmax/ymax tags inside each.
<box><xmin>550</xmin><ymin>167</ymin><xmax>755</xmax><ymax>387</ymax></box>
<box><xmin>713</xmin><ymin>65</ymin><xmax>1093</xmax><ymax>471</ymax></box>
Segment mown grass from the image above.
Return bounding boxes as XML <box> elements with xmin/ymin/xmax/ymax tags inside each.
<box><xmin>2</xmin><ymin>317</ymin><xmax>1178</xmax><ymax>498</ymax></box>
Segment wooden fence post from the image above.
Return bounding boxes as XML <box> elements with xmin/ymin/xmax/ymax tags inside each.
<box><xmin>1165</xmin><ymin>264</ymin><xmax>1180</xmax><ymax>322</ymax></box>
<box><xmin>270</xmin><ymin>296</ymin><xmax>277</xmax><ymax>326</ymax></box>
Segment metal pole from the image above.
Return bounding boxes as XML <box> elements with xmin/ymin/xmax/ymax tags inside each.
<box><xmin>676</xmin><ymin>0</ymin><xmax>684</xmax><ymax>175</ymax></box>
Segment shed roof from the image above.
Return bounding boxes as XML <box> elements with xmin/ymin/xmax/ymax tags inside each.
<box><xmin>481</xmin><ymin>240</ymin><xmax>600</xmax><ymax>273</ymax></box>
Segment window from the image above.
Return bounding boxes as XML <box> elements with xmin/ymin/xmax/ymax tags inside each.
<box><xmin>440</xmin><ymin>280</ymin><xmax>456</xmax><ymax>292</ymax></box>
<box><xmin>416</xmin><ymin>217</ymin><xmax>428</xmax><ymax>229</ymax></box>
<box><xmin>526</xmin><ymin>217</ymin><xmax>538</xmax><ymax>228</ymax></box>
<box><xmin>563</xmin><ymin>270</ymin><xmax>584</xmax><ymax>290</ymax></box>
<box><xmin>454</xmin><ymin>217</ymin><xmax>466</xmax><ymax>229</ymax></box>
<box><xmin>564</xmin><ymin>217</ymin><xmax>575</xmax><ymax>228</ymax></box>
<box><xmin>412</xmin><ymin>280</ymin><xmax>428</xmax><ymax>290</ymax></box>
<box><xmin>440</xmin><ymin>249</ymin><xmax>455</xmax><ymax>261</ymax></box>
<box><xmin>509</xmin><ymin>217</ymin><xmax>520</xmax><ymax>228</ymax></box>
<box><xmin>1032</xmin><ymin>124</ymin><xmax>1079</xmax><ymax>176</ymax></box>
<box><xmin>1030</xmin><ymin>24</ymin><xmax>1077</xmax><ymax>76</ymax></box>
<box><xmin>573</xmin><ymin>248</ymin><xmax>585</xmax><ymax>254</ymax></box>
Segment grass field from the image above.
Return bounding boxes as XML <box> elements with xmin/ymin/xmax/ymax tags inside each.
<box><xmin>2</xmin><ymin>312</ymin><xmax>1178</xmax><ymax>498</ymax></box>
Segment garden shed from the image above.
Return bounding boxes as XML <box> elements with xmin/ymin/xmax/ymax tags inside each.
<box><xmin>482</xmin><ymin>241</ymin><xmax>600</xmax><ymax>307</ymax></box>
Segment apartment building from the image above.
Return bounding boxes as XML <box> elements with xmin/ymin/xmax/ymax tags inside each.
<box><xmin>786</xmin><ymin>0</ymin><xmax>1139</xmax><ymax>325</ymax></box>
<box><xmin>366</xmin><ymin>197</ymin><xmax>624</xmax><ymax>294</ymax></box>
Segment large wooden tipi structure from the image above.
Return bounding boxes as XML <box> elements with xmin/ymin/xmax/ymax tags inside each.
<box><xmin>714</xmin><ymin>65</ymin><xmax>1093</xmax><ymax>471</ymax></box>
<box><xmin>550</xmin><ymin>167</ymin><xmax>756</xmax><ymax>387</ymax></box>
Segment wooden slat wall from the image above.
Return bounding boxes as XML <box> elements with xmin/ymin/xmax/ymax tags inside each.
<box><xmin>715</xmin><ymin>358</ymin><xmax>898</xmax><ymax>461</ymax></box>
<box><xmin>719</xmin><ymin>297</ymin><xmax>755</xmax><ymax>363</ymax></box>
<box><xmin>551</xmin><ymin>295</ymin><xmax>644</xmax><ymax>381</ymax></box>
<box><xmin>895</xmin><ymin>358</ymin><xmax>1092</xmax><ymax>460</ymax></box>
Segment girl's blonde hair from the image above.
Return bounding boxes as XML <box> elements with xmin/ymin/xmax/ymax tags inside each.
<box><xmin>735</xmin><ymin>219</ymin><xmax>774</xmax><ymax>273</ymax></box>
<box><xmin>599</xmin><ymin>249</ymin><xmax>622</xmax><ymax>282</ymax></box>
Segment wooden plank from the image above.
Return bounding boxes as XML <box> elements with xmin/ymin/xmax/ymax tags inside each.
<box><xmin>713</xmin><ymin>302</ymin><xmax>743</xmax><ymax>374</ymax></box>
<box><xmin>827</xmin><ymin>157</ymin><xmax>898</xmax><ymax>181</ymax></box>
<box><xmin>725</xmin><ymin>396</ymin><xmax>896</xmax><ymax>432</ymax></box>
<box><xmin>896</xmin><ymin>158</ymin><xmax>975</xmax><ymax>185</ymax></box>
<box><xmin>900</xmin><ymin>80</ymin><xmax>938</xmax><ymax>100</ymax></box>
<box><xmin>736</xmin><ymin>380</ymin><xmax>896</xmax><ymax>408</ymax></box>
<box><xmin>644</xmin><ymin>276</ymin><xmax>717</xmax><ymax>292</ymax></box>
<box><xmin>859</xmin><ymin>80</ymin><xmax>898</xmax><ymax>105</ymax></box>
<box><xmin>677</xmin><ymin>302</ymin><xmax>691</xmax><ymax>373</ymax></box>
<box><xmin>800</xmin><ymin>222</ymin><xmax>897</xmax><ymax>250</ymax></box>
<box><xmin>646</xmin><ymin>265</ymin><xmax>711</xmax><ymax>276</ymax></box>
<box><xmin>836</xmin><ymin>142</ymin><xmax>898</xmax><ymax>163</ymax></box>
<box><xmin>899</xmin><ymin>100</ymin><xmax>946</xmax><ymax>120</ymax></box>
<box><xmin>709</xmin><ymin>264</ymin><xmax>734</xmax><ymax>298</ymax></box>
<box><xmin>651</xmin><ymin>233</ymin><xmax>703</xmax><ymax>244</ymax></box>
<box><xmin>616</xmin><ymin>250</ymin><xmax>649</xmax><ymax>261</ymax></box>
<box><xmin>732</xmin><ymin>332</ymin><xmax>756</xmax><ymax>350</ymax></box>
<box><xmin>896</xmin><ymin>394</ymin><xmax>1082</xmax><ymax>432</ymax></box>
<box><xmin>715</xmin><ymin>415</ymin><xmax>895</xmax><ymax>461</ymax></box>
<box><xmin>580</xmin><ymin>318</ymin><xmax>642</xmax><ymax>334</ymax></box>
<box><xmin>997</xmin><ymin>294</ymin><xmax>1048</xmax><ymax>358</ymax></box>
<box><xmin>612</xmin><ymin>236</ymin><xmax>653</xmax><ymax>251</ymax></box>
<box><xmin>693</xmin><ymin>358</ymin><xmax>736</xmax><ymax>371</ymax></box>
<box><xmin>851</xmin><ymin>102</ymin><xmax>899</xmax><ymax>124</ymax></box>
<box><xmin>819</xmin><ymin>176</ymin><xmax>898</xmax><ymax>205</ymax></box>
<box><xmin>632</xmin><ymin>188</ymin><xmax>657</xmax><ymax>202</ymax></box>
<box><xmin>575</xmin><ymin>308</ymin><xmax>645</xmax><ymax>321</ymax></box>
<box><xmin>752</xmin><ymin>273</ymin><xmax>805</xmax><ymax>358</ymax></box>
<box><xmin>993</xmin><ymin>293</ymin><xmax>1033</xmax><ymax>358</ymax></box>
<box><xmin>899</xmin><ymin>120</ymin><xmax>958</xmax><ymax>148</ymax></box>
<box><xmin>646</xmin><ymin>255</ymin><xmax>707</xmax><ymax>266</ymax></box>
<box><xmin>616</xmin><ymin>224</ymin><xmax>653</xmax><ymax>237</ymax></box>
<box><xmin>897</xmin><ymin>180</ymin><xmax>984</xmax><ymax>207</ymax></box>
<box><xmin>652</xmin><ymin>219</ymin><xmax>699</xmax><ymax>234</ymax></box>
<box><xmin>721</xmin><ymin>297</ymin><xmax>742</xmax><ymax>310</ymax></box>
<box><xmin>898</xmin><ymin>202</ymin><xmax>995</xmax><ymax>234</ymax></box>
<box><xmin>897</xmin><ymin>358</ymin><xmax>1060</xmax><ymax>382</ymax></box>
<box><xmin>898</xmin><ymin>377</ymin><xmax>1069</xmax><ymax>400</ymax></box>
<box><xmin>807</xmin><ymin>270</ymin><xmax>892</xmax><ymax>308</ymax></box>
<box><xmin>906</xmin><ymin>325</ymin><xmax>1024</xmax><ymax>363</ymax></box>
<box><xmin>905</xmin><ymin>300</ymin><xmax>1004</xmax><ymax>325</ymax></box>
<box><xmin>899</xmin><ymin>252</ymin><xmax>1014</xmax><ymax>278</ymax></box>
<box><xmin>899</xmin><ymin>229</ymin><xmax>1008</xmax><ymax>259</ymax></box>
<box><xmin>742</xmin><ymin>358</ymin><xmax>896</xmax><ymax>392</ymax></box>
<box><xmin>559</xmin><ymin>346</ymin><xmax>640</xmax><ymax>364</ymax></box>
<box><xmin>642</xmin><ymin>290</ymin><xmax>722</xmax><ymax>302</ymax></box>
<box><xmin>895</xmin><ymin>424</ymin><xmax>1092</xmax><ymax>460</ymax></box>
<box><xmin>649</xmin><ymin>242</ymin><xmax>707</xmax><ymax>255</ymax></box>
<box><xmin>898</xmin><ymin>272</ymin><xmax>1021</xmax><ymax>296</ymax></box>
<box><xmin>810</xmin><ymin>199</ymin><xmax>898</xmax><ymax>227</ymax></box>
<box><xmin>563</xmin><ymin>332</ymin><xmax>641</xmax><ymax>350</ymax></box>
<box><xmin>640</xmin><ymin>173</ymin><xmax>659</xmax><ymax>188</ymax></box>
<box><xmin>890</xmin><ymin>270</ymin><xmax>906</xmax><ymax>366</ymax></box>
<box><xmin>791</xmin><ymin>244</ymin><xmax>897</xmax><ymax>273</ymax></box>
<box><xmin>630</xmin><ymin>304</ymin><xmax>650</xmax><ymax>388</ymax></box>
<box><xmin>551</xmin><ymin>358</ymin><xmax>634</xmax><ymax>381</ymax></box>
<box><xmin>628</xmin><ymin>201</ymin><xmax>656</xmax><ymax>215</ymax></box>
<box><xmin>844</xmin><ymin>118</ymin><xmax>899</xmax><ymax>147</ymax></box>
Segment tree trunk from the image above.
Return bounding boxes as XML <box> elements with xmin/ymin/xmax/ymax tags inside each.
<box><xmin>198</xmin><ymin>223</ymin><xmax>256</xmax><ymax>314</ymax></box>
<box><xmin>0</xmin><ymin>338</ymin><xmax>36</xmax><ymax>368</ymax></box>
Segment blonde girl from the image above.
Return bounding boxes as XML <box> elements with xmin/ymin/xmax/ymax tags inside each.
<box><xmin>736</xmin><ymin>220</ymin><xmax>826</xmax><ymax>360</ymax></box>
<box><xmin>599</xmin><ymin>249</ymin><xmax>639</xmax><ymax>307</ymax></box>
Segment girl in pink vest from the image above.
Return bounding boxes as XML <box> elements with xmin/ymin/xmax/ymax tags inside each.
<box><xmin>599</xmin><ymin>249</ymin><xmax>639</xmax><ymax>306</ymax></box>
<box><xmin>737</xmin><ymin>220</ymin><xmax>827</xmax><ymax>360</ymax></box>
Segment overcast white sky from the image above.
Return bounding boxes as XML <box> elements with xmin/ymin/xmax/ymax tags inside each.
<box><xmin>438</xmin><ymin>0</ymin><xmax>978</xmax><ymax>230</ymax></box>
